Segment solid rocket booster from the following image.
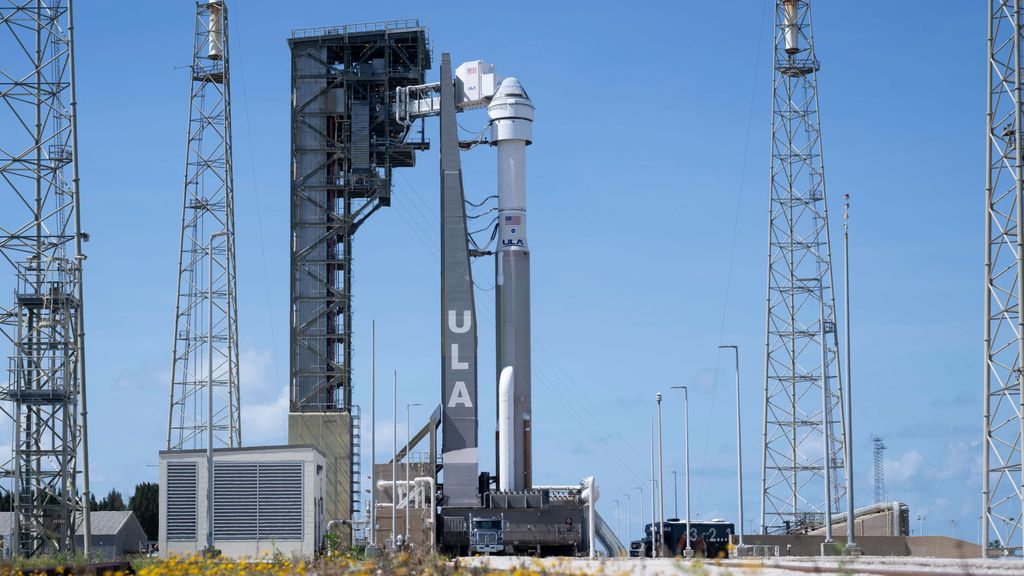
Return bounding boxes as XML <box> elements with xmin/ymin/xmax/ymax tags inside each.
<box><xmin>497</xmin><ymin>366</ymin><xmax>515</xmax><ymax>492</ymax></box>
<box><xmin>488</xmin><ymin>77</ymin><xmax>534</xmax><ymax>491</ymax></box>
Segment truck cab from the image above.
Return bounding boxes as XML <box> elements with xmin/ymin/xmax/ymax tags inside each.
<box><xmin>469</xmin><ymin>514</ymin><xmax>505</xmax><ymax>555</ymax></box>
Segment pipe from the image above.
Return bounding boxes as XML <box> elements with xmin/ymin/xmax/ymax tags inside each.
<box><xmin>206</xmin><ymin>231</ymin><xmax>226</xmax><ymax>552</ymax></box>
<box><xmin>819</xmin><ymin>280</ymin><xmax>833</xmax><ymax>546</ymax></box>
<box><xmin>414</xmin><ymin>477</ymin><xmax>436</xmax><ymax>552</ymax></box>
<box><xmin>498</xmin><ymin>367</ymin><xmax>515</xmax><ymax>491</ymax></box>
<box><xmin>582</xmin><ymin>476</ymin><xmax>597</xmax><ymax>558</ymax></box>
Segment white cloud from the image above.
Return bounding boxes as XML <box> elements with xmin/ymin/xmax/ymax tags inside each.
<box><xmin>934</xmin><ymin>440</ymin><xmax>980</xmax><ymax>483</ymax></box>
<box><xmin>241</xmin><ymin>386</ymin><xmax>288</xmax><ymax>445</ymax></box>
<box><xmin>239</xmin><ymin>348</ymin><xmax>277</xmax><ymax>400</ymax></box>
<box><xmin>887</xmin><ymin>450</ymin><xmax>924</xmax><ymax>483</ymax></box>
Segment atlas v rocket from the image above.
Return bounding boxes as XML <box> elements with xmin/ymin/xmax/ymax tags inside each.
<box><xmin>489</xmin><ymin>78</ymin><xmax>534</xmax><ymax>492</ymax></box>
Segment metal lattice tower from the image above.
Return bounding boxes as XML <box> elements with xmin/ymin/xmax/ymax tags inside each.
<box><xmin>760</xmin><ymin>0</ymin><xmax>847</xmax><ymax>535</ymax></box>
<box><xmin>871</xmin><ymin>435</ymin><xmax>887</xmax><ymax>503</ymax></box>
<box><xmin>167</xmin><ymin>1</ymin><xmax>241</xmax><ymax>451</ymax></box>
<box><xmin>984</xmin><ymin>0</ymin><xmax>1024</xmax><ymax>556</ymax></box>
<box><xmin>0</xmin><ymin>0</ymin><xmax>91</xmax><ymax>556</ymax></box>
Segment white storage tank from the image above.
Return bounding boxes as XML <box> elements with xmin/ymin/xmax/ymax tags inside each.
<box><xmin>159</xmin><ymin>445</ymin><xmax>326</xmax><ymax>559</ymax></box>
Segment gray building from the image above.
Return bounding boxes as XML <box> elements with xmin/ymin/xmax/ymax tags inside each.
<box><xmin>0</xmin><ymin>511</ymin><xmax>148</xmax><ymax>560</ymax></box>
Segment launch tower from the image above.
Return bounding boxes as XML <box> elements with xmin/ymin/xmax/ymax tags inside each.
<box><xmin>287</xmin><ymin>20</ymin><xmax>430</xmax><ymax>534</ymax></box>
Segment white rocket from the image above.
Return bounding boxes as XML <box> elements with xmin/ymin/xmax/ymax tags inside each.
<box><xmin>488</xmin><ymin>77</ymin><xmax>534</xmax><ymax>491</ymax></box>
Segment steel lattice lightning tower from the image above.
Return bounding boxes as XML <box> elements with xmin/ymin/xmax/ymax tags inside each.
<box><xmin>167</xmin><ymin>1</ymin><xmax>241</xmax><ymax>451</ymax></box>
<box><xmin>0</xmin><ymin>0</ymin><xmax>92</xmax><ymax>556</ymax></box>
<box><xmin>760</xmin><ymin>0</ymin><xmax>847</xmax><ymax>535</ymax></box>
<box><xmin>984</xmin><ymin>0</ymin><xmax>1024</xmax><ymax>557</ymax></box>
<box><xmin>871</xmin><ymin>436</ymin><xmax>887</xmax><ymax>503</ymax></box>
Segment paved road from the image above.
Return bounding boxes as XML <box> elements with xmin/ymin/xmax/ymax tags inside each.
<box><xmin>459</xmin><ymin>555</ymin><xmax>1024</xmax><ymax>575</ymax></box>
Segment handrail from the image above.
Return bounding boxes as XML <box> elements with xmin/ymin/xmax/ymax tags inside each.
<box><xmin>291</xmin><ymin>19</ymin><xmax>421</xmax><ymax>39</ymax></box>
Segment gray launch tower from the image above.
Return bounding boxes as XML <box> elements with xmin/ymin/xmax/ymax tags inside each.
<box><xmin>167</xmin><ymin>0</ymin><xmax>241</xmax><ymax>452</ymax></box>
<box><xmin>0</xmin><ymin>0</ymin><xmax>92</xmax><ymax>556</ymax></box>
<box><xmin>287</xmin><ymin>21</ymin><xmax>429</xmax><ymax>532</ymax></box>
<box><xmin>761</xmin><ymin>0</ymin><xmax>847</xmax><ymax>535</ymax></box>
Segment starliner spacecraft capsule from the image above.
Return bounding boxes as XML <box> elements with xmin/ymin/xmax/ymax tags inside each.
<box><xmin>488</xmin><ymin>77</ymin><xmax>534</xmax><ymax>491</ymax></box>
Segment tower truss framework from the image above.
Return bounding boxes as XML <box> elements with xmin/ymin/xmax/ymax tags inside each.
<box><xmin>760</xmin><ymin>0</ymin><xmax>847</xmax><ymax>535</ymax></box>
<box><xmin>984</xmin><ymin>0</ymin><xmax>1024</xmax><ymax>557</ymax></box>
<box><xmin>0</xmin><ymin>0</ymin><xmax>91</xmax><ymax>556</ymax></box>
<box><xmin>167</xmin><ymin>0</ymin><xmax>241</xmax><ymax>451</ymax></box>
<box><xmin>872</xmin><ymin>435</ymin><xmax>887</xmax><ymax>504</ymax></box>
<box><xmin>287</xmin><ymin>22</ymin><xmax>429</xmax><ymax>412</ymax></box>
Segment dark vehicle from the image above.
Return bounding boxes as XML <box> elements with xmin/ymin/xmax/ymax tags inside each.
<box><xmin>629</xmin><ymin>519</ymin><xmax>734</xmax><ymax>559</ymax></box>
<box><xmin>469</xmin><ymin>514</ymin><xmax>505</xmax><ymax>554</ymax></box>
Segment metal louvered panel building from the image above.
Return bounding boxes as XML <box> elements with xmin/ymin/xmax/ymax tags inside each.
<box><xmin>159</xmin><ymin>445</ymin><xmax>325</xmax><ymax>558</ymax></box>
<box><xmin>166</xmin><ymin>462</ymin><xmax>198</xmax><ymax>541</ymax></box>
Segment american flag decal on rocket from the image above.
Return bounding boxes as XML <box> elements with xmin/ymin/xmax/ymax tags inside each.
<box><xmin>504</xmin><ymin>215</ymin><xmax>521</xmax><ymax>225</ymax></box>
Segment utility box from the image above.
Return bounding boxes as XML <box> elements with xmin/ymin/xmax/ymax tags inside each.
<box><xmin>159</xmin><ymin>445</ymin><xmax>325</xmax><ymax>559</ymax></box>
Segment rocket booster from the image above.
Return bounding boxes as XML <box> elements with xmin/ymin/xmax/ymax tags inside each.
<box><xmin>488</xmin><ymin>77</ymin><xmax>534</xmax><ymax>491</ymax></box>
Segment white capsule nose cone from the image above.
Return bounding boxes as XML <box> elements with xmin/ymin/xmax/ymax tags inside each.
<box><xmin>494</xmin><ymin>77</ymin><xmax>529</xmax><ymax>100</ymax></box>
<box><xmin>488</xmin><ymin>77</ymin><xmax>534</xmax><ymax>143</ymax></box>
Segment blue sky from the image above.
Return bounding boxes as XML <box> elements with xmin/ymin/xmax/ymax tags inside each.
<box><xmin>58</xmin><ymin>1</ymin><xmax>982</xmax><ymax>543</ymax></box>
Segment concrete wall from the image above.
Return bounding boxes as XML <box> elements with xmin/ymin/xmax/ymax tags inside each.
<box><xmin>289</xmin><ymin>412</ymin><xmax>351</xmax><ymax>543</ymax></box>
<box><xmin>159</xmin><ymin>445</ymin><xmax>325</xmax><ymax>559</ymax></box>
<box><xmin>737</xmin><ymin>534</ymin><xmax>981</xmax><ymax>558</ymax></box>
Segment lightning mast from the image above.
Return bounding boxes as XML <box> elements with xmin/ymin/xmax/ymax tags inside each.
<box><xmin>872</xmin><ymin>435</ymin><xmax>887</xmax><ymax>503</ymax></box>
<box><xmin>167</xmin><ymin>0</ymin><xmax>241</xmax><ymax>451</ymax></box>
<box><xmin>0</xmin><ymin>0</ymin><xmax>91</xmax><ymax>556</ymax></box>
<box><xmin>760</xmin><ymin>0</ymin><xmax>847</xmax><ymax>536</ymax></box>
<box><xmin>984</xmin><ymin>0</ymin><xmax>1024</xmax><ymax>557</ymax></box>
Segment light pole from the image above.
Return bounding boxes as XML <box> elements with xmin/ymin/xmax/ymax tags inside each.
<box><xmin>635</xmin><ymin>485</ymin><xmax>645</xmax><ymax>550</ymax></box>
<box><xmin>673</xmin><ymin>470</ymin><xmax>678</xmax><ymax>518</ymax></box>
<box><xmin>842</xmin><ymin>194</ymin><xmax>857</xmax><ymax>552</ymax></box>
<box><xmin>369</xmin><ymin>320</ymin><xmax>377</xmax><ymax>550</ymax></box>
<box><xmin>405</xmin><ymin>402</ymin><xmax>421</xmax><ymax>544</ymax></box>
<box><xmin>719</xmin><ymin>344</ymin><xmax>745</xmax><ymax>548</ymax></box>
<box><xmin>613</xmin><ymin>498</ymin><xmax>620</xmax><ymax>544</ymax></box>
<box><xmin>656</xmin><ymin>393</ymin><xmax>666</xmax><ymax>557</ymax></box>
<box><xmin>391</xmin><ymin>370</ymin><xmax>398</xmax><ymax>549</ymax></box>
<box><xmin>672</xmin><ymin>385</ymin><xmax>691</xmax><ymax>555</ymax></box>
<box><xmin>625</xmin><ymin>492</ymin><xmax>631</xmax><ymax>544</ymax></box>
<box><xmin>206</xmin><ymin>230</ymin><xmax>226</xmax><ymax>553</ymax></box>
<box><xmin>649</xmin><ymin>419</ymin><xmax>658</xmax><ymax>558</ymax></box>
